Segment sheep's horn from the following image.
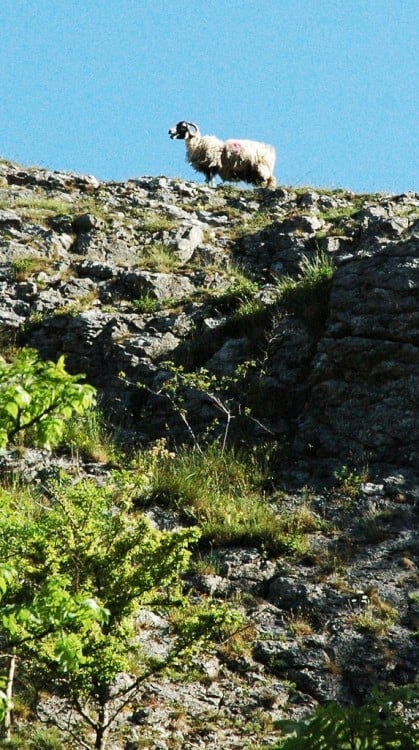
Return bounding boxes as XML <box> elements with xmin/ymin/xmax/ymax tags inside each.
<box><xmin>187</xmin><ymin>122</ymin><xmax>199</xmax><ymax>134</ymax></box>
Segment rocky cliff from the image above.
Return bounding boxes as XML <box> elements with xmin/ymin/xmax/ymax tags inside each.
<box><xmin>1</xmin><ymin>162</ymin><xmax>418</xmax><ymax>469</ymax></box>
<box><xmin>0</xmin><ymin>160</ymin><xmax>418</xmax><ymax>748</ymax></box>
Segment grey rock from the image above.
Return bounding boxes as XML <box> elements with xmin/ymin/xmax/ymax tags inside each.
<box><xmin>277</xmin><ymin>214</ymin><xmax>324</xmax><ymax>235</ymax></box>
<box><xmin>0</xmin><ymin>306</ymin><xmax>26</xmax><ymax>327</ymax></box>
<box><xmin>319</xmin><ymin>235</ymin><xmax>354</xmax><ymax>256</ymax></box>
<box><xmin>356</xmin><ymin>205</ymin><xmax>390</xmax><ymax>224</ymax></box>
<box><xmin>405</xmin><ymin>591</ymin><xmax>419</xmax><ymax>629</ymax></box>
<box><xmin>172</xmin><ymin>222</ymin><xmax>204</xmax><ymax>262</ymax></box>
<box><xmin>206</xmin><ymin>337</ymin><xmax>252</xmax><ymax>375</ymax></box>
<box><xmin>253</xmin><ymin>639</ymin><xmax>339</xmax><ymax>702</ymax></box>
<box><xmin>47</xmin><ymin>213</ymin><xmax>74</xmax><ymax>233</ymax></box>
<box><xmin>297</xmin><ymin>190</ymin><xmax>320</xmax><ymax>208</ymax></box>
<box><xmin>77</xmin><ymin>259</ymin><xmax>116</xmax><ymax>279</ymax></box>
<box><xmin>124</xmin><ymin>331</ymin><xmax>180</xmax><ymax>359</ymax></box>
<box><xmin>0</xmin><ymin>209</ymin><xmax>21</xmax><ymax>228</ymax></box>
<box><xmin>1</xmin><ymin>163</ymin><xmax>417</xmax><ymax>469</ymax></box>
<box><xmin>72</xmin><ymin>212</ymin><xmax>105</xmax><ymax>233</ymax></box>
<box><xmin>60</xmin><ymin>276</ymin><xmax>97</xmax><ymax>298</ymax></box>
<box><xmin>15</xmin><ymin>281</ymin><xmax>38</xmax><ymax>301</ymax></box>
<box><xmin>294</xmin><ymin>240</ymin><xmax>419</xmax><ymax>465</ymax></box>
<box><xmin>119</xmin><ymin>269</ymin><xmax>195</xmax><ymax>301</ymax></box>
<box><xmin>6</xmin><ymin>167</ymin><xmax>100</xmax><ymax>191</ymax></box>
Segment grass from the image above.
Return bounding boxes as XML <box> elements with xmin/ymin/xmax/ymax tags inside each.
<box><xmin>137</xmin><ymin>213</ymin><xmax>177</xmax><ymax>233</ymax></box>
<box><xmin>275</xmin><ymin>251</ymin><xmax>335</xmax><ymax>334</ymax></box>
<box><xmin>198</xmin><ymin>272</ymin><xmax>273</xmax><ymax>342</ymax></box>
<box><xmin>287</xmin><ymin>613</ymin><xmax>314</xmax><ymax>637</ymax></box>
<box><xmin>139</xmin><ymin>242</ymin><xmax>182</xmax><ymax>272</ymax></box>
<box><xmin>228</xmin><ymin>298</ymin><xmax>269</xmax><ymax>331</ymax></box>
<box><xmin>318</xmin><ymin>204</ymin><xmax>362</xmax><ymax>223</ymax></box>
<box><xmin>229</xmin><ymin>209</ymin><xmax>275</xmax><ymax>240</ymax></box>
<box><xmin>8</xmin><ymin>192</ymin><xmax>110</xmax><ymax>225</ymax></box>
<box><xmin>14</xmin><ymin>195</ymin><xmax>75</xmax><ymax>221</ymax></box>
<box><xmin>277</xmin><ymin>251</ymin><xmax>335</xmax><ymax>294</ymax></box>
<box><xmin>131</xmin><ymin>294</ymin><xmax>161</xmax><ymax>313</ymax></box>
<box><xmin>349</xmin><ymin>591</ymin><xmax>399</xmax><ymax>636</ymax></box>
<box><xmin>61</xmin><ymin>407</ymin><xmax>119</xmax><ymax>464</ymax></box>
<box><xmin>189</xmin><ymin>271</ymin><xmax>273</xmax><ymax>345</ymax></box>
<box><xmin>207</xmin><ymin>250</ymin><xmax>336</xmax><ymax>344</ymax></box>
<box><xmin>136</xmin><ymin>442</ymin><xmax>320</xmax><ymax>556</ymax></box>
<box><xmin>10</xmin><ymin>256</ymin><xmax>54</xmax><ymax>281</ymax></box>
<box><xmin>0</xmin><ymin>726</ymin><xmax>64</xmax><ymax>749</ymax></box>
<box><xmin>208</xmin><ymin>275</ymin><xmax>260</xmax><ymax>314</ymax></box>
<box><xmin>25</xmin><ymin>288</ymin><xmax>101</xmax><ymax>327</ymax></box>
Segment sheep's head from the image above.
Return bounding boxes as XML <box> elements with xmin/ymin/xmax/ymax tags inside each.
<box><xmin>168</xmin><ymin>121</ymin><xmax>199</xmax><ymax>140</ymax></box>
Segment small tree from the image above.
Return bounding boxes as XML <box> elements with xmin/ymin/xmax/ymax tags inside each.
<box><xmin>0</xmin><ymin>474</ymin><xmax>234</xmax><ymax>748</ymax></box>
<box><xmin>0</xmin><ymin>348</ymin><xmax>96</xmax><ymax>449</ymax></box>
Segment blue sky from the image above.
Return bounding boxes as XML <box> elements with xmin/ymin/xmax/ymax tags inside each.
<box><xmin>1</xmin><ymin>0</ymin><xmax>417</xmax><ymax>193</ymax></box>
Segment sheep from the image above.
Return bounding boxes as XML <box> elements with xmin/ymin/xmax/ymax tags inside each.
<box><xmin>168</xmin><ymin>121</ymin><xmax>276</xmax><ymax>188</ymax></box>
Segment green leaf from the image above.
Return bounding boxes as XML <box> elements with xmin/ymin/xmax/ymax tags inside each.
<box><xmin>2</xmin><ymin>401</ymin><xmax>19</xmax><ymax>419</ymax></box>
<box><xmin>12</xmin><ymin>384</ymin><xmax>31</xmax><ymax>408</ymax></box>
<box><xmin>0</xmin><ymin>565</ymin><xmax>17</xmax><ymax>596</ymax></box>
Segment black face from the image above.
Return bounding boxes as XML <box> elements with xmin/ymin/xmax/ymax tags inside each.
<box><xmin>168</xmin><ymin>121</ymin><xmax>189</xmax><ymax>140</ymax></box>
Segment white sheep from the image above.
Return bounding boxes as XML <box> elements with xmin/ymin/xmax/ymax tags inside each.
<box><xmin>168</xmin><ymin>121</ymin><xmax>276</xmax><ymax>188</ymax></box>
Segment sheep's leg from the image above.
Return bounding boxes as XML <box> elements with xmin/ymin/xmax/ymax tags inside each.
<box><xmin>205</xmin><ymin>173</ymin><xmax>217</xmax><ymax>187</ymax></box>
<box><xmin>256</xmin><ymin>164</ymin><xmax>276</xmax><ymax>188</ymax></box>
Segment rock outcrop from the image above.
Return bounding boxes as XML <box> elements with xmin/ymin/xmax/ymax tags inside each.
<box><xmin>1</xmin><ymin>162</ymin><xmax>417</xmax><ymax>470</ymax></box>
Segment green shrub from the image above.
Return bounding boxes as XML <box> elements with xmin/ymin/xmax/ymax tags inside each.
<box><xmin>274</xmin><ymin>686</ymin><xmax>418</xmax><ymax>750</ymax></box>
<box><xmin>145</xmin><ymin>360</ymin><xmax>271</xmax><ymax>451</ymax></box>
<box><xmin>131</xmin><ymin>294</ymin><xmax>161</xmax><ymax>313</ymax></box>
<box><xmin>332</xmin><ymin>465</ymin><xmax>365</xmax><ymax>502</ymax></box>
<box><xmin>0</xmin><ymin>474</ymin><xmax>232</xmax><ymax>748</ymax></box>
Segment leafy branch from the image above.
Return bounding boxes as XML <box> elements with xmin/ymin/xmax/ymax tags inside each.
<box><xmin>138</xmin><ymin>360</ymin><xmax>272</xmax><ymax>453</ymax></box>
<box><xmin>0</xmin><ymin>348</ymin><xmax>96</xmax><ymax>449</ymax></box>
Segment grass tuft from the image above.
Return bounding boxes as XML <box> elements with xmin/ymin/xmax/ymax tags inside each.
<box><xmin>137</xmin><ymin>442</ymin><xmax>319</xmax><ymax>556</ymax></box>
<box><xmin>276</xmin><ymin>251</ymin><xmax>335</xmax><ymax>334</ymax></box>
<box><xmin>61</xmin><ymin>407</ymin><xmax>119</xmax><ymax>464</ymax></box>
